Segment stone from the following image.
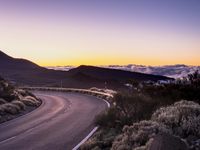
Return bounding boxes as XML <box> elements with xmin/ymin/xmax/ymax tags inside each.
<box><xmin>149</xmin><ymin>133</ymin><xmax>188</xmax><ymax>150</ymax></box>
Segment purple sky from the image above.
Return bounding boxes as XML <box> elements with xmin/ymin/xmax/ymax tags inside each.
<box><xmin>0</xmin><ymin>0</ymin><xmax>199</xmax><ymax>66</ymax></box>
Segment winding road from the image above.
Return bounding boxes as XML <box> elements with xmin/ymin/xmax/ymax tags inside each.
<box><xmin>0</xmin><ymin>91</ymin><xmax>108</xmax><ymax>150</ymax></box>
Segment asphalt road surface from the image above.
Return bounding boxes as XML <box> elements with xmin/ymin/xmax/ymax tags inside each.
<box><xmin>0</xmin><ymin>91</ymin><xmax>107</xmax><ymax>150</ymax></box>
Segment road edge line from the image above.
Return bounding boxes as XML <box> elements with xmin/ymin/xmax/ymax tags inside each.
<box><xmin>72</xmin><ymin>98</ymin><xmax>110</xmax><ymax>150</ymax></box>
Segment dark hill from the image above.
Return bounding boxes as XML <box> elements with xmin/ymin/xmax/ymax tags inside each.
<box><xmin>0</xmin><ymin>50</ymin><xmax>69</xmax><ymax>86</ymax></box>
<box><xmin>0</xmin><ymin>51</ymin><xmax>42</xmax><ymax>70</ymax></box>
<box><xmin>0</xmin><ymin>51</ymin><xmax>173</xmax><ymax>89</ymax></box>
<box><xmin>68</xmin><ymin>65</ymin><xmax>171</xmax><ymax>82</ymax></box>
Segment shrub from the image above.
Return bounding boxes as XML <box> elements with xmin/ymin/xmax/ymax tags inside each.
<box><xmin>0</xmin><ymin>80</ymin><xmax>16</xmax><ymax>101</ymax></box>
<box><xmin>95</xmin><ymin>108</ymin><xmax>119</xmax><ymax>128</ymax></box>
<box><xmin>0</xmin><ymin>103</ymin><xmax>21</xmax><ymax>115</ymax></box>
<box><xmin>17</xmin><ymin>89</ymin><xmax>28</xmax><ymax>97</ymax></box>
<box><xmin>12</xmin><ymin>100</ymin><xmax>26</xmax><ymax>110</ymax></box>
<box><xmin>21</xmin><ymin>96</ymin><xmax>40</xmax><ymax>107</ymax></box>
<box><xmin>152</xmin><ymin>100</ymin><xmax>200</xmax><ymax>147</ymax></box>
<box><xmin>111</xmin><ymin>120</ymin><xmax>170</xmax><ymax>150</ymax></box>
<box><xmin>81</xmin><ymin>128</ymin><xmax>119</xmax><ymax>150</ymax></box>
<box><xmin>0</xmin><ymin>98</ymin><xmax>7</xmax><ymax>105</ymax></box>
<box><xmin>0</xmin><ymin>104</ymin><xmax>7</xmax><ymax>115</ymax></box>
<box><xmin>112</xmin><ymin>100</ymin><xmax>200</xmax><ymax>150</ymax></box>
<box><xmin>21</xmin><ymin>99</ymin><xmax>36</xmax><ymax>107</ymax></box>
<box><xmin>113</xmin><ymin>93</ymin><xmax>157</xmax><ymax>126</ymax></box>
<box><xmin>140</xmin><ymin>73</ymin><xmax>200</xmax><ymax>105</ymax></box>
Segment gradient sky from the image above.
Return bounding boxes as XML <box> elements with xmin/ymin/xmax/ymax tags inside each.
<box><xmin>0</xmin><ymin>0</ymin><xmax>200</xmax><ymax>66</ymax></box>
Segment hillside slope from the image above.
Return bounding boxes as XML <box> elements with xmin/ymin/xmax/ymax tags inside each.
<box><xmin>68</xmin><ymin>65</ymin><xmax>171</xmax><ymax>82</ymax></box>
<box><xmin>0</xmin><ymin>51</ymin><xmax>173</xmax><ymax>89</ymax></box>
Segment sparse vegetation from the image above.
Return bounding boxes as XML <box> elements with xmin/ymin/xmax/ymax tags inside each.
<box><xmin>112</xmin><ymin>100</ymin><xmax>200</xmax><ymax>150</ymax></box>
<box><xmin>0</xmin><ymin>76</ymin><xmax>41</xmax><ymax>123</ymax></box>
<box><xmin>95</xmin><ymin>93</ymin><xmax>156</xmax><ymax>129</ymax></box>
<box><xmin>12</xmin><ymin>100</ymin><xmax>26</xmax><ymax>110</ymax></box>
<box><xmin>81</xmin><ymin>71</ymin><xmax>200</xmax><ymax>150</ymax></box>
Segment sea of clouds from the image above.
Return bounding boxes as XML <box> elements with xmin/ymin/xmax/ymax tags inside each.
<box><xmin>46</xmin><ymin>64</ymin><xmax>200</xmax><ymax>79</ymax></box>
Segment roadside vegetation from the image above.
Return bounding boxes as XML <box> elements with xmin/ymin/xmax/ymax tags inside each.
<box><xmin>81</xmin><ymin>71</ymin><xmax>200</xmax><ymax>150</ymax></box>
<box><xmin>0</xmin><ymin>76</ymin><xmax>41</xmax><ymax>123</ymax></box>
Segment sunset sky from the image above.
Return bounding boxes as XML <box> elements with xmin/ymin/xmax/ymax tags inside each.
<box><xmin>0</xmin><ymin>0</ymin><xmax>199</xmax><ymax>66</ymax></box>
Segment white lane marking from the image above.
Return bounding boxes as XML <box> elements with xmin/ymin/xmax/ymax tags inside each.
<box><xmin>72</xmin><ymin>127</ymin><xmax>98</xmax><ymax>150</ymax></box>
<box><xmin>102</xmin><ymin>99</ymin><xmax>111</xmax><ymax>108</ymax></box>
<box><xmin>0</xmin><ymin>136</ymin><xmax>16</xmax><ymax>144</ymax></box>
<box><xmin>72</xmin><ymin>99</ymin><xmax>111</xmax><ymax>150</ymax></box>
<box><xmin>0</xmin><ymin>90</ymin><xmax>112</xmax><ymax>149</ymax></box>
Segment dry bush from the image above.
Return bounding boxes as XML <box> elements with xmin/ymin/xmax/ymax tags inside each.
<box><xmin>111</xmin><ymin>120</ymin><xmax>170</xmax><ymax>150</ymax></box>
<box><xmin>95</xmin><ymin>108</ymin><xmax>119</xmax><ymax>128</ymax></box>
<box><xmin>152</xmin><ymin>100</ymin><xmax>200</xmax><ymax>149</ymax></box>
<box><xmin>21</xmin><ymin>99</ymin><xmax>36</xmax><ymax>106</ymax></box>
<box><xmin>81</xmin><ymin>138</ymin><xmax>99</xmax><ymax>150</ymax></box>
<box><xmin>0</xmin><ymin>77</ymin><xmax>41</xmax><ymax>123</ymax></box>
<box><xmin>0</xmin><ymin>104</ymin><xmax>7</xmax><ymax>115</ymax></box>
<box><xmin>152</xmin><ymin>100</ymin><xmax>200</xmax><ymax>137</ymax></box>
<box><xmin>111</xmin><ymin>100</ymin><xmax>200</xmax><ymax>150</ymax></box>
<box><xmin>11</xmin><ymin>100</ymin><xmax>26</xmax><ymax>110</ymax></box>
<box><xmin>21</xmin><ymin>96</ymin><xmax>40</xmax><ymax>107</ymax></box>
<box><xmin>0</xmin><ymin>98</ymin><xmax>7</xmax><ymax>105</ymax></box>
<box><xmin>0</xmin><ymin>103</ymin><xmax>21</xmax><ymax>115</ymax></box>
<box><xmin>16</xmin><ymin>89</ymin><xmax>28</xmax><ymax>97</ymax></box>
<box><xmin>81</xmin><ymin>128</ymin><xmax>119</xmax><ymax>150</ymax></box>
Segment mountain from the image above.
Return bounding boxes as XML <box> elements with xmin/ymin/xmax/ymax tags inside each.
<box><xmin>0</xmin><ymin>50</ymin><xmax>69</xmax><ymax>86</ymax></box>
<box><xmin>0</xmin><ymin>51</ymin><xmax>172</xmax><ymax>89</ymax></box>
<box><xmin>68</xmin><ymin>65</ymin><xmax>171</xmax><ymax>82</ymax></box>
<box><xmin>47</xmin><ymin>64</ymin><xmax>200</xmax><ymax>79</ymax></box>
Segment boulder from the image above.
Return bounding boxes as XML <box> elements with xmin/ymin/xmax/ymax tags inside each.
<box><xmin>149</xmin><ymin>133</ymin><xmax>188</xmax><ymax>150</ymax></box>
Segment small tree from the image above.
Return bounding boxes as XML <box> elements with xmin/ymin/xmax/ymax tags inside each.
<box><xmin>188</xmin><ymin>70</ymin><xmax>200</xmax><ymax>87</ymax></box>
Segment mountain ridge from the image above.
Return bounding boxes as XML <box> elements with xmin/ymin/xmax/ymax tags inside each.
<box><xmin>0</xmin><ymin>51</ymin><xmax>172</xmax><ymax>89</ymax></box>
<box><xmin>47</xmin><ymin>64</ymin><xmax>200</xmax><ymax>79</ymax></box>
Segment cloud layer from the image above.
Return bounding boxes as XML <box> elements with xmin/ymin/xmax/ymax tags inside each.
<box><xmin>46</xmin><ymin>64</ymin><xmax>200</xmax><ymax>79</ymax></box>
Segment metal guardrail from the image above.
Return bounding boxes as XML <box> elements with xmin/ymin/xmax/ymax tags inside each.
<box><xmin>20</xmin><ymin>87</ymin><xmax>114</xmax><ymax>101</ymax></box>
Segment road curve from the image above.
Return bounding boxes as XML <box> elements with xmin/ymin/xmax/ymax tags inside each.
<box><xmin>0</xmin><ymin>91</ymin><xmax>107</xmax><ymax>150</ymax></box>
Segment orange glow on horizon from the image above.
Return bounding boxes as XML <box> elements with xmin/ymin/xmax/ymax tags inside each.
<box><xmin>33</xmin><ymin>54</ymin><xmax>200</xmax><ymax>67</ymax></box>
<box><xmin>0</xmin><ymin>1</ymin><xmax>200</xmax><ymax>67</ymax></box>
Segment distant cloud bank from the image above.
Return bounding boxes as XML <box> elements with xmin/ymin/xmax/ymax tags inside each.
<box><xmin>46</xmin><ymin>64</ymin><xmax>200</xmax><ymax>79</ymax></box>
<box><xmin>46</xmin><ymin>66</ymin><xmax>74</xmax><ymax>71</ymax></box>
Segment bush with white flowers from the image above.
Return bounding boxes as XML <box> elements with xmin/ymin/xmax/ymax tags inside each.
<box><xmin>111</xmin><ymin>100</ymin><xmax>200</xmax><ymax>150</ymax></box>
<box><xmin>152</xmin><ymin>100</ymin><xmax>200</xmax><ymax>137</ymax></box>
<box><xmin>111</xmin><ymin>120</ymin><xmax>171</xmax><ymax>150</ymax></box>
